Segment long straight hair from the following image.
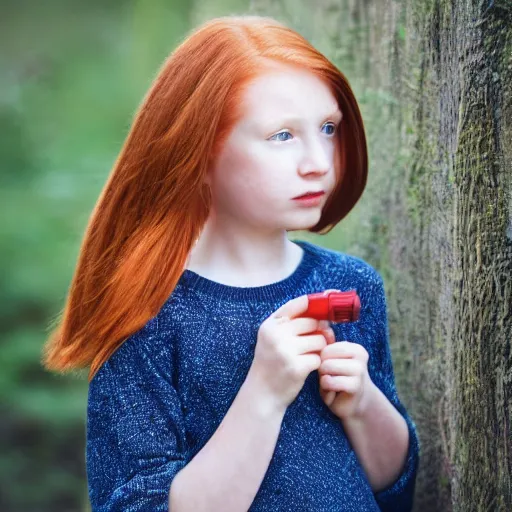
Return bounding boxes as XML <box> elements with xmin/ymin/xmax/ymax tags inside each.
<box><xmin>41</xmin><ymin>15</ymin><xmax>368</xmax><ymax>382</ymax></box>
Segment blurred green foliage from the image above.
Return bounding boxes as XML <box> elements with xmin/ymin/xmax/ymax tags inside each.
<box><xmin>1</xmin><ymin>0</ymin><xmax>398</xmax><ymax>509</ymax></box>
<box><xmin>1</xmin><ymin>0</ymin><xmax>247</xmax><ymax>510</ymax></box>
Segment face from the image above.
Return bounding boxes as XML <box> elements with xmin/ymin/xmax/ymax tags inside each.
<box><xmin>206</xmin><ymin>65</ymin><xmax>341</xmax><ymax>233</ymax></box>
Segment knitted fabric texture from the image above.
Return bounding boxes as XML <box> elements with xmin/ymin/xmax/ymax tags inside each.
<box><xmin>86</xmin><ymin>239</ymin><xmax>420</xmax><ymax>511</ymax></box>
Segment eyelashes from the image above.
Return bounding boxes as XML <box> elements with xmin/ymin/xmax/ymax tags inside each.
<box><xmin>269</xmin><ymin>122</ymin><xmax>338</xmax><ymax>142</ymax></box>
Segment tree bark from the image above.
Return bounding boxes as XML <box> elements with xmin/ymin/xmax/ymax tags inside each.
<box><xmin>250</xmin><ymin>0</ymin><xmax>512</xmax><ymax>510</ymax></box>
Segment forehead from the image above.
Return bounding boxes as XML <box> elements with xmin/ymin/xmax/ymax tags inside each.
<box><xmin>239</xmin><ymin>67</ymin><xmax>339</xmax><ymax>121</ymax></box>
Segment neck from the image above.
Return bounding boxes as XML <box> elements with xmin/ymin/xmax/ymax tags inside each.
<box><xmin>185</xmin><ymin>218</ymin><xmax>303</xmax><ymax>287</ymax></box>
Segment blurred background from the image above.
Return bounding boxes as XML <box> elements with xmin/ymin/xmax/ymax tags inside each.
<box><xmin>2</xmin><ymin>0</ymin><xmax>510</xmax><ymax>511</ymax></box>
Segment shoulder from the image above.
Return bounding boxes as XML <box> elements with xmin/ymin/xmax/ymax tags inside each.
<box><xmin>91</xmin><ymin>298</ymin><xmax>179</xmax><ymax>386</ymax></box>
<box><xmin>298</xmin><ymin>239</ymin><xmax>383</xmax><ymax>286</ymax></box>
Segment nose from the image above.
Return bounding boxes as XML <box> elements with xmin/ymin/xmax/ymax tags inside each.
<box><xmin>298</xmin><ymin>135</ymin><xmax>332</xmax><ymax>176</ymax></box>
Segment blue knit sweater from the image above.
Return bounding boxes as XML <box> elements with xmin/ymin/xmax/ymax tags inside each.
<box><xmin>86</xmin><ymin>239</ymin><xmax>420</xmax><ymax>511</ymax></box>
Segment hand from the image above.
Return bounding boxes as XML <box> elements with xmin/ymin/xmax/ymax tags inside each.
<box><xmin>247</xmin><ymin>294</ymin><xmax>328</xmax><ymax>412</ymax></box>
<box><xmin>317</xmin><ymin>324</ymin><xmax>375</xmax><ymax>420</ymax></box>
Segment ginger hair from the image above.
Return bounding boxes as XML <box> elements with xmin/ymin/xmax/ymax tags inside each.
<box><xmin>41</xmin><ymin>15</ymin><xmax>368</xmax><ymax>382</ymax></box>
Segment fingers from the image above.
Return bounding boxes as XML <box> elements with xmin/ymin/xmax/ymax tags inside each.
<box><xmin>318</xmin><ymin>358</ymin><xmax>364</xmax><ymax>376</ymax></box>
<box><xmin>322</xmin><ymin>341</ymin><xmax>369</xmax><ymax>362</ymax></box>
<box><xmin>272</xmin><ymin>290</ymin><xmax>340</xmax><ymax>323</ymax></box>
<box><xmin>286</xmin><ymin>317</ymin><xmax>322</xmax><ymax>335</ymax></box>
<box><xmin>319</xmin><ymin>323</ymin><xmax>336</xmax><ymax>344</ymax></box>
<box><xmin>324</xmin><ymin>390</ymin><xmax>336</xmax><ymax>406</ymax></box>
<box><xmin>294</xmin><ymin>333</ymin><xmax>327</xmax><ymax>355</ymax></box>
<box><xmin>320</xmin><ymin>374</ymin><xmax>359</xmax><ymax>393</ymax></box>
<box><xmin>279</xmin><ymin>317</ymin><xmax>334</xmax><ymax>347</ymax></box>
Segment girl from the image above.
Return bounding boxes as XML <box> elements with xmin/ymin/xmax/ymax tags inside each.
<box><xmin>42</xmin><ymin>15</ymin><xmax>420</xmax><ymax>511</ymax></box>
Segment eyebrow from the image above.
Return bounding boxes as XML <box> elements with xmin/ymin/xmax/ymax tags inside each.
<box><xmin>324</xmin><ymin>108</ymin><xmax>343</xmax><ymax>120</ymax></box>
<box><xmin>269</xmin><ymin>109</ymin><xmax>343</xmax><ymax>126</ymax></box>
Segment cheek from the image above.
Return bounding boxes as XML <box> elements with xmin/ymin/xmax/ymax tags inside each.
<box><xmin>218</xmin><ymin>148</ymin><xmax>285</xmax><ymax>201</ymax></box>
<box><xmin>208</xmin><ymin>160</ymin><xmax>264</xmax><ymax>214</ymax></box>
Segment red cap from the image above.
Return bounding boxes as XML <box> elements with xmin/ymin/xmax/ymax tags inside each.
<box><xmin>305</xmin><ymin>290</ymin><xmax>360</xmax><ymax>323</ymax></box>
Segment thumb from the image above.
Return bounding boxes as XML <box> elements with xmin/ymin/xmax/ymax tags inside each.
<box><xmin>322</xmin><ymin>325</ymin><xmax>336</xmax><ymax>345</ymax></box>
<box><xmin>271</xmin><ymin>294</ymin><xmax>310</xmax><ymax>321</ymax></box>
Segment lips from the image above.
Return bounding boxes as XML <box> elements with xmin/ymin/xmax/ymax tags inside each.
<box><xmin>293</xmin><ymin>191</ymin><xmax>325</xmax><ymax>199</ymax></box>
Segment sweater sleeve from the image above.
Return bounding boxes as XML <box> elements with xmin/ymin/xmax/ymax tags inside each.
<box><xmin>365</xmin><ymin>272</ymin><xmax>421</xmax><ymax>512</ymax></box>
<box><xmin>86</xmin><ymin>316</ymin><xmax>190</xmax><ymax>511</ymax></box>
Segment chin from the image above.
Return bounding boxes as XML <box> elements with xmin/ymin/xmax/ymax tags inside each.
<box><xmin>284</xmin><ymin>216</ymin><xmax>322</xmax><ymax>232</ymax></box>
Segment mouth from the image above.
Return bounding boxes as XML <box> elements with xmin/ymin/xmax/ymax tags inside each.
<box><xmin>293</xmin><ymin>191</ymin><xmax>325</xmax><ymax>200</ymax></box>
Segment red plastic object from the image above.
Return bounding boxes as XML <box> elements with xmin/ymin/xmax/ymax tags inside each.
<box><xmin>305</xmin><ymin>290</ymin><xmax>360</xmax><ymax>323</ymax></box>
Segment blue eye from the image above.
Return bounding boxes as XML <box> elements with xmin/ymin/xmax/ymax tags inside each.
<box><xmin>269</xmin><ymin>122</ymin><xmax>337</xmax><ymax>142</ymax></box>
<box><xmin>323</xmin><ymin>122</ymin><xmax>336</xmax><ymax>135</ymax></box>
<box><xmin>272</xmin><ymin>131</ymin><xmax>293</xmax><ymax>142</ymax></box>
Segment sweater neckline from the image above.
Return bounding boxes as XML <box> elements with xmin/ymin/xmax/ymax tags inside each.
<box><xmin>179</xmin><ymin>239</ymin><xmax>320</xmax><ymax>302</ymax></box>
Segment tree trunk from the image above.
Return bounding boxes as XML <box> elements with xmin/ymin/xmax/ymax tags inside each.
<box><xmin>250</xmin><ymin>0</ymin><xmax>512</xmax><ymax>510</ymax></box>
